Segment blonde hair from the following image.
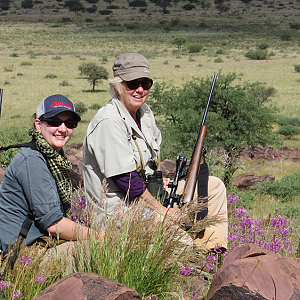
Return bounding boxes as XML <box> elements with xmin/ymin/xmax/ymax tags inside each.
<box><xmin>108</xmin><ymin>76</ymin><xmax>123</xmax><ymax>98</ymax></box>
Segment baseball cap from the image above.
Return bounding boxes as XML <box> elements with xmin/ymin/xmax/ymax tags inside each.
<box><xmin>36</xmin><ymin>94</ymin><xmax>81</xmax><ymax>121</ymax></box>
<box><xmin>112</xmin><ymin>53</ymin><xmax>153</xmax><ymax>81</ymax></box>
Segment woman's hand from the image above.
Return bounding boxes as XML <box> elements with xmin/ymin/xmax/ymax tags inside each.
<box><xmin>163</xmin><ymin>177</ymin><xmax>171</xmax><ymax>189</ymax></box>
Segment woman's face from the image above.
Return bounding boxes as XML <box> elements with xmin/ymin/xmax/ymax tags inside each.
<box><xmin>118</xmin><ymin>78</ymin><xmax>152</xmax><ymax>117</ymax></box>
<box><xmin>35</xmin><ymin>111</ymin><xmax>75</xmax><ymax>151</ymax></box>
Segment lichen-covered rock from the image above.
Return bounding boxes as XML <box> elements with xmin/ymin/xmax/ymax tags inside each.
<box><xmin>208</xmin><ymin>243</ymin><xmax>300</xmax><ymax>300</ymax></box>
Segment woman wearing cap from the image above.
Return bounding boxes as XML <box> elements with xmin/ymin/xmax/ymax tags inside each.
<box><xmin>83</xmin><ymin>53</ymin><xmax>227</xmax><ymax>250</ymax></box>
<box><xmin>0</xmin><ymin>94</ymin><xmax>102</xmax><ymax>271</ymax></box>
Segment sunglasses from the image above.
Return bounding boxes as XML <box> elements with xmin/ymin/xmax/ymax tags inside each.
<box><xmin>40</xmin><ymin>118</ymin><xmax>78</xmax><ymax>129</ymax></box>
<box><xmin>125</xmin><ymin>79</ymin><xmax>153</xmax><ymax>90</ymax></box>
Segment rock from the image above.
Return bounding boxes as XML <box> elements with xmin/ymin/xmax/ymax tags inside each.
<box><xmin>234</xmin><ymin>173</ymin><xmax>275</xmax><ymax>189</ymax></box>
<box><xmin>32</xmin><ymin>272</ymin><xmax>142</xmax><ymax>300</ymax></box>
<box><xmin>207</xmin><ymin>243</ymin><xmax>300</xmax><ymax>300</ymax></box>
<box><xmin>160</xmin><ymin>159</ymin><xmax>177</xmax><ymax>177</ymax></box>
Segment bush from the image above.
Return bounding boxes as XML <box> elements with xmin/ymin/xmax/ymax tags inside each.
<box><xmin>74</xmin><ymin>101</ymin><xmax>88</xmax><ymax>116</ymax></box>
<box><xmin>129</xmin><ymin>0</ymin><xmax>147</xmax><ymax>6</ymax></box>
<box><xmin>20</xmin><ymin>61</ymin><xmax>32</xmax><ymax>66</ymax></box>
<box><xmin>182</xmin><ymin>3</ymin><xmax>195</xmax><ymax>10</ymax></box>
<box><xmin>44</xmin><ymin>74</ymin><xmax>57</xmax><ymax>79</ymax></box>
<box><xmin>10</xmin><ymin>53</ymin><xmax>18</xmax><ymax>57</ymax></box>
<box><xmin>86</xmin><ymin>5</ymin><xmax>97</xmax><ymax>12</ymax></box>
<box><xmin>294</xmin><ymin>64</ymin><xmax>300</xmax><ymax>73</ymax></box>
<box><xmin>245</xmin><ymin>49</ymin><xmax>268</xmax><ymax>60</ymax></box>
<box><xmin>187</xmin><ymin>43</ymin><xmax>203</xmax><ymax>53</ymax></box>
<box><xmin>21</xmin><ymin>0</ymin><xmax>34</xmax><ymax>8</ymax></box>
<box><xmin>99</xmin><ymin>9</ymin><xmax>112</xmax><ymax>14</ymax></box>
<box><xmin>0</xmin><ymin>126</ymin><xmax>30</xmax><ymax>168</ymax></box>
<box><xmin>106</xmin><ymin>4</ymin><xmax>119</xmax><ymax>8</ymax></box>
<box><xmin>59</xmin><ymin>80</ymin><xmax>71</xmax><ymax>86</ymax></box>
<box><xmin>277</xmin><ymin>117</ymin><xmax>300</xmax><ymax>127</ymax></box>
<box><xmin>259</xmin><ymin>170</ymin><xmax>300</xmax><ymax>201</ymax></box>
<box><xmin>290</xmin><ymin>23</ymin><xmax>300</xmax><ymax>30</ymax></box>
<box><xmin>214</xmin><ymin>57</ymin><xmax>224</xmax><ymax>63</ymax></box>
<box><xmin>278</xmin><ymin>125</ymin><xmax>300</xmax><ymax>139</ymax></box>
<box><xmin>280</xmin><ymin>32</ymin><xmax>292</xmax><ymax>41</ymax></box>
<box><xmin>256</xmin><ymin>41</ymin><xmax>269</xmax><ymax>50</ymax></box>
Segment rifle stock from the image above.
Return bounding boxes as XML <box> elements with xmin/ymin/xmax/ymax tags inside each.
<box><xmin>182</xmin><ymin>124</ymin><xmax>206</xmax><ymax>205</ymax></box>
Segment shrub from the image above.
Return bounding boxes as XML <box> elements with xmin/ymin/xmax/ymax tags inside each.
<box><xmin>0</xmin><ymin>126</ymin><xmax>30</xmax><ymax>168</ymax></box>
<box><xmin>21</xmin><ymin>0</ymin><xmax>34</xmax><ymax>8</ymax></box>
<box><xmin>294</xmin><ymin>64</ymin><xmax>300</xmax><ymax>73</ymax></box>
<box><xmin>59</xmin><ymin>80</ymin><xmax>71</xmax><ymax>86</ymax></box>
<box><xmin>85</xmin><ymin>18</ymin><xmax>93</xmax><ymax>22</ymax></box>
<box><xmin>52</xmin><ymin>56</ymin><xmax>61</xmax><ymax>60</ymax></box>
<box><xmin>171</xmin><ymin>36</ymin><xmax>188</xmax><ymax>50</ymax></box>
<box><xmin>86</xmin><ymin>5</ymin><xmax>97</xmax><ymax>12</ymax></box>
<box><xmin>10</xmin><ymin>52</ymin><xmax>18</xmax><ymax>57</ymax></box>
<box><xmin>74</xmin><ymin>101</ymin><xmax>88</xmax><ymax>115</ymax></box>
<box><xmin>20</xmin><ymin>61</ymin><xmax>32</xmax><ymax>66</ymax></box>
<box><xmin>256</xmin><ymin>41</ymin><xmax>269</xmax><ymax>49</ymax></box>
<box><xmin>187</xmin><ymin>43</ymin><xmax>203</xmax><ymax>53</ymax></box>
<box><xmin>277</xmin><ymin>117</ymin><xmax>300</xmax><ymax>127</ymax></box>
<box><xmin>214</xmin><ymin>57</ymin><xmax>224</xmax><ymax>63</ymax></box>
<box><xmin>129</xmin><ymin>0</ymin><xmax>147</xmax><ymax>6</ymax></box>
<box><xmin>99</xmin><ymin>9</ymin><xmax>112</xmax><ymax>14</ymax></box>
<box><xmin>86</xmin><ymin>0</ymin><xmax>99</xmax><ymax>2</ymax></box>
<box><xmin>245</xmin><ymin>49</ymin><xmax>268</xmax><ymax>60</ymax></box>
<box><xmin>259</xmin><ymin>170</ymin><xmax>300</xmax><ymax>201</ymax></box>
<box><xmin>61</xmin><ymin>17</ymin><xmax>71</xmax><ymax>22</ymax></box>
<box><xmin>290</xmin><ymin>22</ymin><xmax>300</xmax><ymax>30</ymax></box>
<box><xmin>278</xmin><ymin>125</ymin><xmax>300</xmax><ymax>139</ymax></box>
<box><xmin>182</xmin><ymin>3</ymin><xmax>195</xmax><ymax>10</ymax></box>
<box><xmin>216</xmin><ymin>49</ymin><xmax>224</xmax><ymax>55</ymax></box>
<box><xmin>44</xmin><ymin>74</ymin><xmax>57</xmax><ymax>79</ymax></box>
<box><xmin>106</xmin><ymin>4</ymin><xmax>119</xmax><ymax>8</ymax></box>
<box><xmin>280</xmin><ymin>32</ymin><xmax>292</xmax><ymax>41</ymax></box>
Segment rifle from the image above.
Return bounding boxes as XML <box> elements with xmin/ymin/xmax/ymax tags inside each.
<box><xmin>164</xmin><ymin>74</ymin><xmax>217</xmax><ymax>209</ymax></box>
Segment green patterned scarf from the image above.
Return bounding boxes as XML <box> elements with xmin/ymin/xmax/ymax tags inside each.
<box><xmin>28</xmin><ymin>128</ymin><xmax>72</xmax><ymax>215</ymax></box>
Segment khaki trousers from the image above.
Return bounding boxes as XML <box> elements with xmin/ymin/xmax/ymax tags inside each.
<box><xmin>167</xmin><ymin>176</ymin><xmax>228</xmax><ymax>250</ymax></box>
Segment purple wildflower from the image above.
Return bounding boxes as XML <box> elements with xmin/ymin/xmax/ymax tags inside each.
<box><xmin>19</xmin><ymin>256</ymin><xmax>32</xmax><ymax>266</ymax></box>
<box><xmin>190</xmin><ymin>291</ymin><xmax>199</xmax><ymax>299</ymax></box>
<box><xmin>0</xmin><ymin>281</ymin><xmax>11</xmax><ymax>291</ymax></box>
<box><xmin>12</xmin><ymin>291</ymin><xmax>21</xmax><ymax>299</ymax></box>
<box><xmin>180</xmin><ymin>267</ymin><xmax>192</xmax><ymax>276</ymax></box>
<box><xmin>77</xmin><ymin>198</ymin><xmax>86</xmax><ymax>209</ymax></box>
<box><xmin>236</xmin><ymin>207</ymin><xmax>247</xmax><ymax>217</ymax></box>
<box><xmin>227</xmin><ymin>192</ymin><xmax>239</xmax><ymax>204</ymax></box>
<box><xmin>146</xmin><ymin>295</ymin><xmax>158</xmax><ymax>300</ymax></box>
<box><xmin>35</xmin><ymin>275</ymin><xmax>46</xmax><ymax>284</ymax></box>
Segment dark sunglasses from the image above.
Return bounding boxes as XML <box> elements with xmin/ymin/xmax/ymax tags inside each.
<box><xmin>125</xmin><ymin>79</ymin><xmax>153</xmax><ymax>90</ymax></box>
<box><xmin>40</xmin><ymin>118</ymin><xmax>78</xmax><ymax>129</ymax></box>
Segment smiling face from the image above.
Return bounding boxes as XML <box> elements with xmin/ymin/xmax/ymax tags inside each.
<box><xmin>118</xmin><ymin>78</ymin><xmax>150</xmax><ymax>119</ymax></box>
<box><xmin>35</xmin><ymin>111</ymin><xmax>75</xmax><ymax>152</ymax></box>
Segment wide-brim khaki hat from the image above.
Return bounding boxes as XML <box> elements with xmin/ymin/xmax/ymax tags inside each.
<box><xmin>112</xmin><ymin>53</ymin><xmax>153</xmax><ymax>81</ymax></box>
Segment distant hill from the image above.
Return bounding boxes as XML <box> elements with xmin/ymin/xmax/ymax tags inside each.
<box><xmin>1</xmin><ymin>0</ymin><xmax>300</xmax><ymax>38</ymax></box>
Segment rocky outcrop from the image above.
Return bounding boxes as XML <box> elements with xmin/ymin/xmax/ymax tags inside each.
<box><xmin>234</xmin><ymin>173</ymin><xmax>275</xmax><ymax>189</ymax></box>
<box><xmin>207</xmin><ymin>243</ymin><xmax>300</xmax><ymax>300</ymax></box>
<box><xmin>32</xmin><ymin>272</ymin><xmax>142</xmax><ymax>300</ymax></box>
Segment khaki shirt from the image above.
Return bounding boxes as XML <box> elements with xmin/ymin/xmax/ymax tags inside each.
<box><xmin>82</xmin><ymin>98</ymin><xmax>162</xmax><ymax>218</ymax></box>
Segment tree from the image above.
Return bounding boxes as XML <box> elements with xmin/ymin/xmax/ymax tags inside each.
<box><xmin>64</xmin><ymin>0</ymin><xmax>85</xmax><ymax>15</ymax></box>
<box><xmin>148</xmin><ymin>73</ymin><xmax>278</xmax><ymax>185</ymax></box>
<box><xmin>79</xmin><ymin>63</ymin><xmax>108</xmax><ymax>92</ymax></box>
<box><xmin>0</xmin><ymin>0</ymin><xmax>10</xmax><ymax>10</ymax></box>
<box><xmin>214</xmin><ymin>0</ymin><xmax>230</xmax><ymax>13</ymax></box>
<box><xmin>21</xmin><ymin>0</ymin><xmax>34</xmax><ymax>8</ymax></box>
<box><xmin>155</xmin><ymin>0</ymin><xmax>172</xmax><ymax>14</ymax></box>
<box><xmin>171</xmin><ymin>36</ymin><xmax>188</xmax><ymax>50</ymax></box>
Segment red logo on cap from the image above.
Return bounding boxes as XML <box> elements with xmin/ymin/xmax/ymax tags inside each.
<box><xmin>51</xmin><ymin>102</ymin><xmax>72</xmax><ymax>109</ymax></box>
